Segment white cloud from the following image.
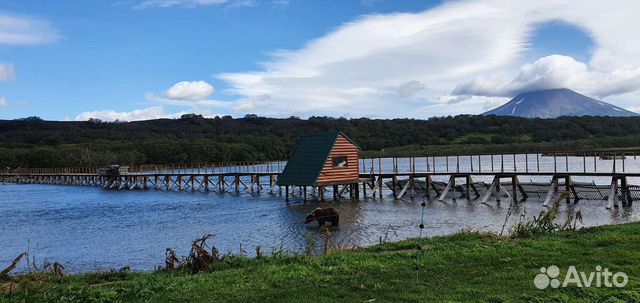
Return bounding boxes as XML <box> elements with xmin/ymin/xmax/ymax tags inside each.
<box><xmin>228</xmin><ymin>0</ymin><xmax>257</xmax><ymax>8</ymax></box>
<box><xmin>0</xmin><ymin>97</ymin><xmax>8</xmax><ymax>108</ymax></box>
<box><xmin>145</xmin><ymin>83</ymin><xmax>238</xmax><ymax>115</ymax></box>
<box><xmin>453</xmin><ymin>55</ymin><xmax>640</xmax><ymax>98</ymax></box>
<box><xmin>435</xmin><ymin>94</ymin><xmax>473</xmax><ymax>105</ymax></box>
<box><xmin>599</xmin><ymin>90</ymin><xmax>640</xmax><ymax>114</ymax></box>
<box><xmin>216</xmin><ymin>0</ymin><xmax>640</xmax><ymax>117</ymax></box>
<box><xmin>0</xmin><ymin>63</ymin><xmax>15</xmax><ymax>81</ymax></box>
<box><xmin>397</xmin><ymin>80</ymin><xmax>425</xmax><ymax>98</ymax></box>
<box><xmin>131</xmin><ymin>0</ymin><xmax>288</xmax><ymax>9</ymax></box>
<box><xmin>75</xmin><ymin>106</ymin><xmax>221</xmax><ymax>121</ymax></box>
<box><xmin>627</xmin><ymin>106</ymin><xmax>640</xmax><ymax>113</ymax></box>
<box><xmin>132</xmin><ymin>0</ymin><xmax>227</xmax><ymax>9</ymax></box>
<box><xmin>271</xmin><ymin>0</ymin><xmax>290</xmax><ymax>9</ymax></box>
<box><xmin>0</xmin><ymin>12</ymin><xmax>57</xmax><ymax>45</ymax></box>
<box><xmin>75</xmin><ymin>106</ymin><xmax>168</xmax><ymax>121</ymax></box>
<box><xmin>163</xmin><ymin>80</ymin><xmax>215</xmax><ymax>101</ymax></box>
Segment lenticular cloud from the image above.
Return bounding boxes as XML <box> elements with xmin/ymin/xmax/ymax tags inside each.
<box><xmin>217</xmin><ymin>0</ymin><xmax>640</xmax><ymax>117</ymax></box>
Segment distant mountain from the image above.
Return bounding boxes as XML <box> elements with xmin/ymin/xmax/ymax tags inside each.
<box><xmin>482</xmin><ymin>88</ymin><xmax>639</xmax><ymax>118</ymax></box>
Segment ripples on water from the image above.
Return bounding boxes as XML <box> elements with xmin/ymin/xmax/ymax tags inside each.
<box><xmin>1</xmin><ymin>181</ymin><xmax>639</xmax><ymax>273</ymax></box>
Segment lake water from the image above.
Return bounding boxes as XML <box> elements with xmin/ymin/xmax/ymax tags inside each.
<box><xmin>2</xmin><ymin>155</ymin><xmax>640</xmax><ymax>273</ymax></box>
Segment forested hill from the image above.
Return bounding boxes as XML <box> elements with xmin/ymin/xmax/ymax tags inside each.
<box><xmin>2</xmin><ymin>114</ymin><xmax>640</xmax><ymax>168</ymax></box>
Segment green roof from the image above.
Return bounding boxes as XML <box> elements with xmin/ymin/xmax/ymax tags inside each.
<box><xmin>277</xmin><ymin>132</ymin><xmax>358</xmax><ymax>186</ymax></box>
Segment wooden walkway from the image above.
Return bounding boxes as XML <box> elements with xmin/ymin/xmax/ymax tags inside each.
<box><xmin>2</xmin><ymin>149</ymin><xmax>640</xmax><ymax>208</ymax></box>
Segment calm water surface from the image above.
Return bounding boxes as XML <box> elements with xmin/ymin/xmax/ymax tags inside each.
<box><xmin>1</xmin><ymin>183</ymin><xmax>639</xmax><ymax>273</ymax></box>
<box><xmin>2</xmin><ymin>155</ymin><xmax>640</xmax><ymax>273</ymax></box>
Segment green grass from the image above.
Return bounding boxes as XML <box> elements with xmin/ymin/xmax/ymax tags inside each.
<box><xmin>2</xmin><ymin>223</ymin><xmax>640</xmax><ymax>302</ymax></box>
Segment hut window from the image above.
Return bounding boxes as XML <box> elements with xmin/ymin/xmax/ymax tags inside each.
<box><xmin>332</xmin><ymin>156</ymin><xmax>348</xmax><ymax>168</ymax></box>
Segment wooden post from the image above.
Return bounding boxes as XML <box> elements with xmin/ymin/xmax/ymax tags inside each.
<box><xmin>362</xmin><ymin>180</ymin><xmax>367</xmax><ymax>198</ymax></box>
<box><xmin>607</xmin><ymin>177</ymin><xmax>618</xmax><ymax>209</ymax></box>
<box><xmin>494</xmin><ymin>177</ymin><xmax>501</xmax><ymax>203</ymax></box>
<box><xmin>511</xmin><ymin>176</ymin><xmax>517</xmax><ymax>203</ymax></box>
<box><xmin>514</xmin><ymin>176</ymin><xmax>528</xmax><ymax>202</ymax></box>
<box><xmin>370</xmin><ymin>158</ymin><xmax>374</xmax><ymax>174</ymax></box>
<box><xmin>438</xmin><ymin>175</ymin><xmax>455</xmax><ymax>202</ymax></box>
<box><xmin>347</xmin><ymin>184</ymin><xmax>353</xmax><ymax>200</ymax></box>
<box><xmin>553</xmin><ymin>153</ymin><xmax>557</xmax><ymax>173</ymax></box>
<box><xmin>565</xmin><ymin>153</ymin><xmax>569</xmax><ymax>172</ymax></box>
<box><xmin>392</xmin><ymin>176</ymin><xmax>397</xmax><ymax>199</ymax></box>
<box><xmin>465</xmin><ymin>175</ymin><xmax>471</xmax><ymax>199</ymax></box>
<box><xmin>409</xmin><ymin>175</ymin><xmax>414</xmax><ymax>199</ymax></box>
<box><xmin>622</xmin><ymin>176</ymin><xmax>633</xmax><ymax>206</ymax></box>
<box><xmin>285</xmin><ymin>185</ymin><xmax>289</xmax><ymax>203</ymax></box>
<box><xmin>393</xmin><ymin>158</ymin><xmax>397</xmax><ymax>174</ymax></box>
<box><xmin>303</xmin><ymin>186</ymin><xmax>307</xmax><ymax>202</ymax></box>
<box><xmin>513</xmin><ymin>154</ymin><xmax>516</xmax><ymax>172</ymax></box>
<box><xmin>425</xmin><ymin>175</ymin><xmax>431</xmax><ymax>197</ymax></box>
<box><xmin>354</xmin><ymin>183</ymin><xmax>359</xmax><ymax>201</ymax></box>
<box><xmin>565</xmin><ymin>176</ymin><xmax>571</xmax><ymax>204</ymax></box>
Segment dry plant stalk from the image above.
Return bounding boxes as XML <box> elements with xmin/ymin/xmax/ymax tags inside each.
<box><xmin>321</xmin><ymin>227</ymin><xmax>334</xmax><ymax>255</ymax></box>
<box><xmin>255</xmin><ymin>245</ymin><xmax>263</xmax><ymax>259</ymax></box>
<box><xmin>1</xmin><ymin>252</ymin><xmax>27</xmax><ymax>276</ymax></box>
<box><xmin>43</xmin><ymin>261</ymin><xmax>65</xmax><ymax>276</ymax></box>
<box><xmin>380</xmin><ymin>224</ymin><xmax>399</xmax><ymax>244</ymax></box>
<box><xmin>165</xmin><ymin>248</ymin><xmax>180</xmax><ymax>271</ymax></box>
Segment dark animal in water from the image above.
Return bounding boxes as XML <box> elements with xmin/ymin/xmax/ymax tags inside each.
<box><xmin>305</xmin><ymin>207</ymin><xmax>339</xmax><ymax>227</ymax></box>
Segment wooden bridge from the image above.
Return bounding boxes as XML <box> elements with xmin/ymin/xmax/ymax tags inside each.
<box><xmin>2</xmin><ymin>150</ymin><xmax>640</xmax><ymax>209</ymax></box>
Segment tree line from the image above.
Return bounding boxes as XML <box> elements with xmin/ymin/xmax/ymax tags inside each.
<box><xmin>2</xmin><ymin>114</ymin><xmax>640</xmax><ymax>168</ymax></box>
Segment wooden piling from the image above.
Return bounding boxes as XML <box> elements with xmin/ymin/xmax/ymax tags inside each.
<box><xmin>285</xmin><ymin>185</ymin><xmax>289</xmax><ymax>203</ymax></box>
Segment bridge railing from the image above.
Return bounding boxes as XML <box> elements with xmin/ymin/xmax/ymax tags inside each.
<box><xmin>2</xmin><ymin>150</ymin><xmax>640</xmax><ymax>176</ymax></box>
<box><xmin>0</xmin><ymin>161</ymin><xmax>289</xmax><ymax>176</ymax></box>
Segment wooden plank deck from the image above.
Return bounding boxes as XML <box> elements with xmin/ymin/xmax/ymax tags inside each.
<box><xmin>2</xmin><ymin>151</ymin><xmax>640</xmax><ymax>207</ymax></box>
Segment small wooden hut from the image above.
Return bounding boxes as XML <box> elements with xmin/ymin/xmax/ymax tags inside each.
<box><xmin>277</xmin><ymin>131</ymin><xmax>360</xmax><ymax>201</ymax></box>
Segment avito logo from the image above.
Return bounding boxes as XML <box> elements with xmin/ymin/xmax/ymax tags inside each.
<box><xmin>535</xmin><ymin>265</ymin><xmax>628</xmax><ymax>289</ymax></box>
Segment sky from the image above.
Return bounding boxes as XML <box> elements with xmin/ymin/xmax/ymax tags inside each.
<box><xmin>1</xmin><ymin>0</ymin><xmax>639</xmax><ymax>121</ymax></box>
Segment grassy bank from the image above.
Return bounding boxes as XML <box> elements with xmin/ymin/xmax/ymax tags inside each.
<box><xmin>2</xmin><ymin>222</ymin><xmax>640</xmax><ymax>302</ymax></box>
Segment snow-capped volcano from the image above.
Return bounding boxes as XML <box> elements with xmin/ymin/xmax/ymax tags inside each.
<box><xmin>482</xmin><ymin>88</ymin><xmax>638</xmax><ymax>118</ymax></box>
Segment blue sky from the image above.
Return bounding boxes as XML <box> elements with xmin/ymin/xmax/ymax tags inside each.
<box><xmin>1</xmin><ymin>0</ymin><xmax>639</xmax><ymax>121</ymax></box>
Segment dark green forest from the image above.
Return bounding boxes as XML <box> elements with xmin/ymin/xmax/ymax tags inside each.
<box><xmin>2</xmin><ymin>114</ymin><xmax>640</xmax><ymax>168</ymax></box>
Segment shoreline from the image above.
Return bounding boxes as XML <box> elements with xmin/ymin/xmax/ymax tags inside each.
<box><xmin>2</xmin><ymin>221</ymin><xmax>639</xmax><ymax>302</ymax></box>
